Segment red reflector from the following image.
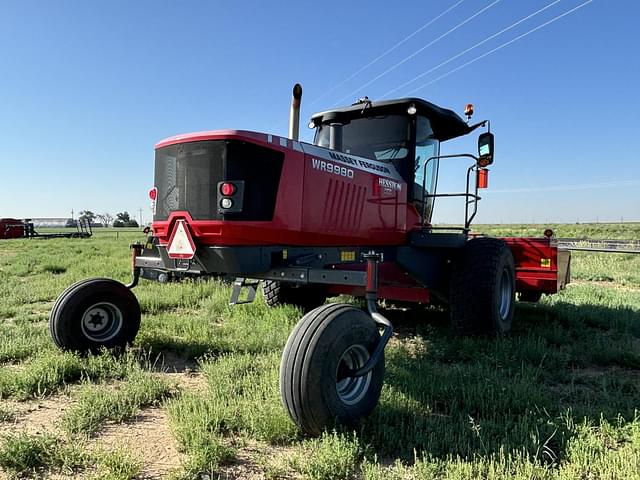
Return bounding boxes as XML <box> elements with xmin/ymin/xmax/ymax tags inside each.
<box><xmin>220</xmin><ymin>182</ymin><xmax>236</xmax><ymax>196</ymax></box>
<box><xmin>477</xmin><ymin>168</ymin><xmax>489</xmax><ymax>189</ymax></box>
<box><xmin>149</xmin><ymin>188</ymin><xmax>157</xmax><ymax>200</ymax></box>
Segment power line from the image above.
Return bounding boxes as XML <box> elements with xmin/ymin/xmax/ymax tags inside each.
<box><xmin>381</xmin><ymin>0</ymin><xmax>563</xmax><ymax>99</ymax></box>
<box><xmin>307</xmin><ymin>0</ymin><xmax>467</xmax><ymax>109</ymax></box>
<box><xmin>405</xmin><ymin>0</ymin><xmax>595</xmax><ymax>95</ymax></box>
<box><xmin>333</xmin><ymin>0</ymin><xmax>502</xmax><ymax>106</ymax></box>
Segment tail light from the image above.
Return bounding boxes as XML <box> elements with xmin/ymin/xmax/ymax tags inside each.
<box><xmin>149</xmin><ymin>187</ymin><xmax>158</xmax><ymax>215</ymax></box>
<box><xmin>217</xmin><ymin>180</ymin><xmax>244</xmax><ymax>214</ymax></box>
<box><xmin>220</xmin><ymin>182</ymin><xmax>236</xmax><ymax>196</ymax></box>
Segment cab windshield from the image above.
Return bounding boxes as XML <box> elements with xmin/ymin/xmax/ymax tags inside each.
<box><xmin>414</xmin><ymin>116</ymin><xmax>439</xmax><ymax>194</ymax></box>
<box><xmin>314</xmin><ymin>114</ymin><xmax>411</xmax><ymax>164</ymax></box>
<box><xmin>414</xmin><ymin>116</ymin><xmax>440</xmax><ymax>221</ymax></box>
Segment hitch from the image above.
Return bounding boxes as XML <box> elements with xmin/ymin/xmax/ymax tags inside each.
<box><xmin>126</xmin><ymin>243</ymin><xmax>143</xmax><ymax>289</ymax></box>
<box><xmin>349</xmin><ymin>252</ymin><xmax>393</xmax><ymax>378</ymax></box>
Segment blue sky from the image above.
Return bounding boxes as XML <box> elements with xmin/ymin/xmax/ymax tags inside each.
<box><xmin>1</xmin><ymin>0</ymin><xmax>638</xmax><ymax>224</ymax></box>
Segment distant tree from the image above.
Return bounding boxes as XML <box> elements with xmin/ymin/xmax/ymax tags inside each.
<box><xmin>78</xmin><ymin>210</ymin><xmax>96</xmax><ymax>224</ymax></box>
<box><xmin>116</xmin><ymin>211</ymin><xmax>131</xmax><ymax>222</ymax></box>
<box><xmin>96</xmin><ymin>213</ymin><xmax>114</xmax><ymax>228</ymax></box>
<box><xmin>114</xmin><ymin>211</ymin><xmax>139</xmax><ymax>228</ymax></box>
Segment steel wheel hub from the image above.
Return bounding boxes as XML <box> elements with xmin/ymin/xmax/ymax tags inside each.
<box><xmin>336</xmin><ymin>344</ymin><xmax>372</xmax><ymax>405</ymax></box>
<box><xmin>81</xmin><ymin>302</ymin><xmax>123</xmax><ymax>342</ymax></box>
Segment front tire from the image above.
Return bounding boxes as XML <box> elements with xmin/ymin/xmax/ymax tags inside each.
<box><xmin>280</xmin><ymin>303</ymin><xmax>384</xmax><ymax>436</ymax></box>
<box><xmin>49</xmin><ymin>278</ymin><xmax>141</xmax><ymax>353</ymax></box>
<box><xmin>450</xmin><ymin>238</ymin><xmax>516</xmax><ymax>335</ymax></box>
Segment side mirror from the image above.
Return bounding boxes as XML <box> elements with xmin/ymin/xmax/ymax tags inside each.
<box><xmin>478</xmin><ymin>132</ymin><xmax>494</xmax><ymax>166</ymax></box>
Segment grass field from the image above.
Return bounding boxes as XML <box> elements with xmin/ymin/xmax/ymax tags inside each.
<box><xmin>0</xmin><ymin>224</ymin><xmax>639</xmax><ymax>479</ymax></box>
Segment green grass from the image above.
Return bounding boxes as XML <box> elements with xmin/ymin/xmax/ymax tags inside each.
<box><xmin>88</xmin><ymin>448</ymin><xmax>143</xmax><ymax>480</ymax></box>
<box><xmin>1</xmin><ymin>224</ymin><xmax>639</xmax><ymax>478</ymax></box>
<box><xmin>0</xmin><ymin>432</ymin><xmax>142</xmax><ymax>479</ymax></box>
<box><xmin>0</xmin><ymin>405</ymin><xmax>14</xmax><ymax>423</ymax></box>
<box><xmin>292</xmin><ymin>431</ymin><xmax>363</xmax><ymax>480</ymax></box>
<box><xmin>0</xmin><ymin>432</ymin><xmax>87</xmax><ymax>476</ymax></box>
<box><xmin>0</xmin><ymin>349</ymin><xmax>152</xmax><ymax>400</ymax></box>
<box><xmin>473</xmin><ymin>222</ymin><xmax>640</xmax><ymax>240</ymax></box>
<box><xmin>63</xmin><ymin>371</ymin><xmax>175</xmax><ymax>435</ymax></box>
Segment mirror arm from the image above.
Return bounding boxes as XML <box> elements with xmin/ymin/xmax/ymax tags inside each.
<box><xmin>468</xmin><ymin>119</ymin><xmax>489</xmax><ymax>133</ymax></box>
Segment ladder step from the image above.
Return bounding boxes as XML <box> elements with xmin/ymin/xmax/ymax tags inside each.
<box><xmin>229</xmin><ymin>278</ymin><xmax>260</xmax><ymax>305</ymax></box>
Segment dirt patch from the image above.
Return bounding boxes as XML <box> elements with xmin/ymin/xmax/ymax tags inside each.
<box><xmin>218</xmin><ymin>440</ymin><xmax>300</xmax><ymax>480</ymax></box>
<box><xmin>151</xmin><ymin>350</ymin><xmax>198</xmax><ymax>374</ymax></box>
<box><xmin>169</xmin><ymin>372</ymin><xmax>207</xmax><ymax>392</ymax></box>
<box><xmin>0</xmin><ymin>393</ymin><xmax>74</xmax><ymax>436</ymax></box>
<box><xmin>93</xmin><ymin>407</ymin><xmax>182</xmax><ymax>480</ymax></box>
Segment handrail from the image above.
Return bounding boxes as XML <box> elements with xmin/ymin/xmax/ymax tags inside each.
<box><xmin>420</xmin><ymin>153</ymin><xmax>481</xmax><ymax>231</ymax></box>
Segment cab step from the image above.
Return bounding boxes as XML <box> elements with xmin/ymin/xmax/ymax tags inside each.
<box><xmin>229</xmin><ymin>278</ymin><xmax>260</xmax><ymax>305</ymax></box>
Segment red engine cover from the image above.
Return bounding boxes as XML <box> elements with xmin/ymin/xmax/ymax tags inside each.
<box><xmin>152</xmin><ymin>130</ymin><xmax>420</xmax><ymax>247</ymax></box>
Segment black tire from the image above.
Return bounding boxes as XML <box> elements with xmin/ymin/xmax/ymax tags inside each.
<box><xmin>262</xmin><ymin>280</ymin><xmax>327</xmax><ymax>312</ymax></box>
<box><xmin>449</xmin><ymin>238</ymin><xmax>516</xmax><ymax>335</ymax></box>
<box><xmin>49</xmin><ymin>278</ymin><xmax>141</xmax><ymax>353</ymax></box>
<box><xmin>280</xmin><ymin>303</ymin><xmax>384</xmax><ymax>436</ymax></box>
<box><xmin>519</xmin><ymin>291</ymin><xmax>543</xmax><ymax>303</ymax></box>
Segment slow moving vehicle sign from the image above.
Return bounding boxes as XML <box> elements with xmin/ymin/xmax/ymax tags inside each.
<box><xmin>167</xmin><ymin>220</ymin><xmax>196</xmax><ymax>259</ymax></box>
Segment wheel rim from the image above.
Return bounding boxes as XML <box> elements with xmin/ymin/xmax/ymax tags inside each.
<box><xmin>335</xmin><ymin>344</ymin><xmax>372</xmax><ymax>406</ymax></box>
<box><xmin>499</xmin><ymin>268</ymin><xmax>514</xmax><ymax>320</ymax></box>
<box><xmin>80</xmin><ymin>302</ymin><xmax>124</xmax><ymax>342</ymax></box>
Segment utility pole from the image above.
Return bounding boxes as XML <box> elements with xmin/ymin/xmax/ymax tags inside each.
<box><xmin>138</xmin><ymin>208</ymin><xmax>143</xmax><ymax>226</ymax></box>
<box><xmin>71</xmin><ymin>209</ymin><xmax>74</xmax><ymax>220</ymax></box>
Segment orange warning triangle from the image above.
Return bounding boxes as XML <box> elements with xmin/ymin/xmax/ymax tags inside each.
<box><xmin>167</xmin><ymin>220</ymin><xmax>196</xmax><ymax>259</ymax></box>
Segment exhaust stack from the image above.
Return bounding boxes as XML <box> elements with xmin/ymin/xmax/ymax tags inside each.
<box><xmin>288</xmin><ymin>83</ymin><xmax>302</xmax><ymax>141</ymax></box>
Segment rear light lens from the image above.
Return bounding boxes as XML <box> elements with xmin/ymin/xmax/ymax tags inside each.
<box><xmin>220</xmin><ymin>198</ymin><xmax>234</xmax><ymax>209</ymax></box>
<box><xmin>149</xmin><ymin>187</ymin><xmax>158</xmax><ymax>216</ymax></box>
<box><xmin>477</xmin><ymin>168</ymin><xmax>489</xmax><ymax>189</ymax></box>
<box><xmin>220</xmin><ymin>182</ymin><xmax>236</xmax><ymax>196</ymax></box>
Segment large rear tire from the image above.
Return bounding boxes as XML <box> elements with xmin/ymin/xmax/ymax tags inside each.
<box><xmin>262</xmin><ymin>280</ymin><xmax>327</xmax><ymax>312</ymax></box>
<box><xmin>280</xmin><ymin>303</ymin><xmax>384</xmax><ymax>436</ymax></box>
<box><xmin>49</xmin><ymin>278</ymin><xmax>141</xmax><ymax>353</ymax></box>
<box><xmin>449</xmin><ymin>238</ymin><xmax>515</xmax><ymax>335</ymax></box>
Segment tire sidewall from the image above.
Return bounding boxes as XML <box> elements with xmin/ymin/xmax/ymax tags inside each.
<box><xmin>301</xmin><ymin>310</ymin><xmax>384</xmax><ymax>430</ymax></box>
<box><xmin>492</xmin><ymin>249</ymin><xmax>515</xmax><ymax>333</ymax></box>
<box><xmin>449</xmin><ymin>238</ymin><xmax>517</xmax><ymax>335</ymax></box>
<box><xmin>53</xmin><ymin>280</ymin><xmax>140</xmax><ymax>352</ymax></box>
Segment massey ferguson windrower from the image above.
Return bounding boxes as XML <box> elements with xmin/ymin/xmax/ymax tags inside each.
<box><xmin>49</xmin><ymin>84</ymin><xmax>571</xmax><ymax>435</ymax></box>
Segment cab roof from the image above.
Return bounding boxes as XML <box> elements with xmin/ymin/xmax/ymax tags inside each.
<box><xmin>310</xmin><ymin>97</ymin><xmax>471</xmax><ymax>142</ymax></box>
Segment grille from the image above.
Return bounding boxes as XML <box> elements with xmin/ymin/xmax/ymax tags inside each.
<box><xmin>154</xmin><ymin>140</ymin><xmax>283</xmax><ymax>222</ymax></box>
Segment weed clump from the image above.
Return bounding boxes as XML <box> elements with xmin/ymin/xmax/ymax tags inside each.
<box><xmin>0</xmin><ymin>432</ymin><xmax>87</xmax><ymax>476</ymax></box>
<box><xmin>292</xmin><ymin>431</ymin><xmax>363</xmax><ymax>480</ymax></box>
<box><xmin>89</xmin><ymin>448</ymin><xmax>142</xmax><ymax>480</ymax></box>
<box><xmin>63</xmin><ymin>372</ymin><xmax>175</xmax><ymax>435</ymax></box>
